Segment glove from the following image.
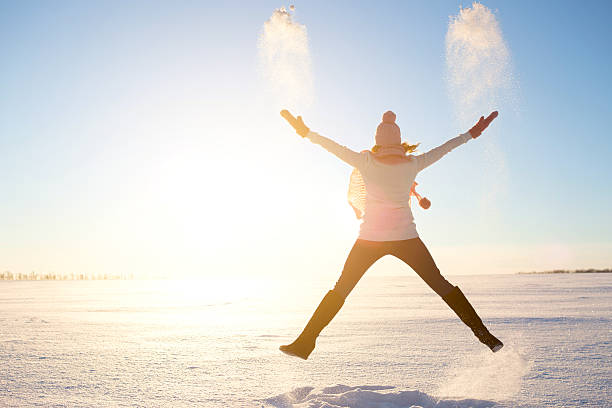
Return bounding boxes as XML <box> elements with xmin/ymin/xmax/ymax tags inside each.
<box><xmin>280</xmin><ymin>109</ymin><xmax>310</xmax><ymax>137</ymax></box>
<box><xmin>469</xmin><ymin>111</ymin><xmax>498</xmax><ymax>138</ymax></box>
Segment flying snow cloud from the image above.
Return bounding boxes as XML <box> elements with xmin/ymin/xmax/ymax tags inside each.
<box><xmin>445</xmin><ymin>3</ymin><xmax>517</xmax><ymax>218</ymax></box>
<box><xmin>258</xmin><ymin>6</ymin><xmax>314</xmax><ymax>108</ymax></box>
<box><xmin>446</xmin><ymin>2</ymin><xmax>516</xmax><ymax>127</ymax></box>
<box><xmin>437</xmin><ymin>347</ymin><xmax>531</xmax><ymax>402</ymax></box>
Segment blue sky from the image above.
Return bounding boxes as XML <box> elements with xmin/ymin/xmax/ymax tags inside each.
<box><xmin>1</xmin><ymin>1</ymin><xmax>611</xmax><ymax>278</ymax></box>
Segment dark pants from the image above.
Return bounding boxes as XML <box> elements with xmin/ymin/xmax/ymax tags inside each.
<box><xmin>333</xmin><ymin>238</ymin><xmax>454</xmax><ymax>299</ymax></box>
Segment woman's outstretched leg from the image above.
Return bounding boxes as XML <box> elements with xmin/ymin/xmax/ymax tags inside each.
<box><xmin>389</xmin><ymin>238</ymin><xmax>454</xmax><ymax>297</ymax></box>
<box><xmin>390</xmin><ymin>238</ymin><xmax>503</xmax><ymax>352</ymax></box>
<box><xmin>441</xmin><ymin>286</ymin><xmax>503</xmax><ymax>352</ymax></box>
<box><xmin>333</xmin><ymin>239</ymin><xmax>386</xmax><ymax>299</ymax></box>
<box><xmin>280</xmin><ymin>240</ymin><xmax>385</xmax><ymax>359</ymax></box>
<box><xmin>279</xmin><ymin>290</ymin><xmax>345</xmax><ymax>359</ymax></box>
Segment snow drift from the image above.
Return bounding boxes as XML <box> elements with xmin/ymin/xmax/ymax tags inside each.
<box><xmin>261</xmin><ymin>384</ymin><xmax>496</xmax><ymax>408</ymax></box>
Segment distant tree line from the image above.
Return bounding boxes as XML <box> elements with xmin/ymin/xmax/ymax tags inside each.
<box><xmin>0</xmin><ymin>271</ymin><xmax>134</xmax><ymax>280</ymax></box>
<box><xmin>518</xmin><ymin>268</ymin><xmax>612</xmax><ymax>275</ymax></box>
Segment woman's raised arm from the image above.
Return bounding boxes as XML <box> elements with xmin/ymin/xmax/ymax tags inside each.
<box><xmin>415</xmin><ymin>111</ymin><xmax>498</xmax><ymax>173</ymax></box>
<box><xmin>415</xmin><ymin>132</ymin><xmax>472</xmax><ymax>172</ymax></box>
<box><xmin>281</xmin><ymin>110</ymin><xmax>366</xmax><ymax>169</ymax></box>
<box><xmin>305</xmin><ymin>131</ymin><xmax>366</xmax><ymax>169</ymax></box>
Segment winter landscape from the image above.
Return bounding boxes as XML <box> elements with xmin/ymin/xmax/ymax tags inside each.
<box><xmin>2</xmin><ymin>1</ymin><xmax>612</xmax><ymax>407</ymax></box>
<box><xmin>2</xmin><ymin>273</ymin><xmax>610</xmax><ymax>407</ymax></box>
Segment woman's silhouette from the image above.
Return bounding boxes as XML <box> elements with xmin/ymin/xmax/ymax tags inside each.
<box><xmin>279</xmin><ymin>110</ymin><xmax>502</xmax><ymax>359</ymax></box>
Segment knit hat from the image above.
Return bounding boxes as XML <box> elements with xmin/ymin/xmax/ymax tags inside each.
<box><xmin>374</xmin><ymin>111</ymin><xmax>404</xmax><ymax>157</ymax></box>
<box><xmin>375</xmin><ymin>111</ymin><xmax>401</xmax><ymax>145</ymax></box>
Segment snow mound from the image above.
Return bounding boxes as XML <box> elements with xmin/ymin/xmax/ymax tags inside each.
<box><xmin>261</xmin><ymin>384</ymin><xmax>497</xmax><ymax>408</ymax></box>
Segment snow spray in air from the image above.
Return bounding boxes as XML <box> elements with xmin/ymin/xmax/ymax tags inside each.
<box><xmin>437</xmin><ymin>346</ymin><xmax>531</xmax><ymax>402</ymax></box>
<box><xmin>445</xmin><ymin>2</ymin><xmax>516</xmax><ymax>219</ymax></box>
<box><xmin>446</xmin><ymin>2</ymin><xmax>516</xmax><ymax>126</ymax></box>
<box><xmin>258</xmin><ymin>6</ymin><xmax>314</xmax><ymax>108</ymax></box>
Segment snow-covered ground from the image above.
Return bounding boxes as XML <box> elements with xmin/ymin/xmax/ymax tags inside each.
<box><xmin>1</xmin><ymin>273</ymin><xmax>610</xmax><ymax>407</ymax></box>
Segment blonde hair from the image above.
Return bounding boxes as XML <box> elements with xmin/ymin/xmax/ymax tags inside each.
<box><xmin>371</xmin><ymin>142</ymin><xmax>419</xmax><ymax>154</ymax></box>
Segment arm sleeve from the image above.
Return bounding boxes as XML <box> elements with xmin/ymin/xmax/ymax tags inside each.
<box><xmin>415</xmin><ymin>132</ymin><xmax>472</xmax><ymax>173</ymax></box>
<box><xmin>305</xmin><ymin>131</ymin><xmax>367</xmax><ymax>169</ymax></box>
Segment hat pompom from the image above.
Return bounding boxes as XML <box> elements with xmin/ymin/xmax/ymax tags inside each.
<box><xmin>382</xmin><ymin>110</ymin><xmax>396</xmax><ymax>124</ymax></box>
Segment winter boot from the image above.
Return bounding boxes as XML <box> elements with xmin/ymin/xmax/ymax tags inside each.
<box><xmin>442</xmin><ymin>286</ymin><xmax>503</xmax><ymax>352</ymax></box>
<box><xmin>279</xmin><ymin>290</ymin><xmax>345</xmax><ymax>360</ymax></box>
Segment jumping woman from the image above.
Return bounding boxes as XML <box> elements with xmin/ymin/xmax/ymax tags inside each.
<box><xmin>279</xmin><ymin>110</ymin><xmax>503</xmax><ymax>360</ymax></box>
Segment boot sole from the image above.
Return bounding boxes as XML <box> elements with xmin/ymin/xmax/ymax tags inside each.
<box><xmin>279</xmin><ymin>346</ymin><xmax>310</xmax><ymax>360</ymax></box>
